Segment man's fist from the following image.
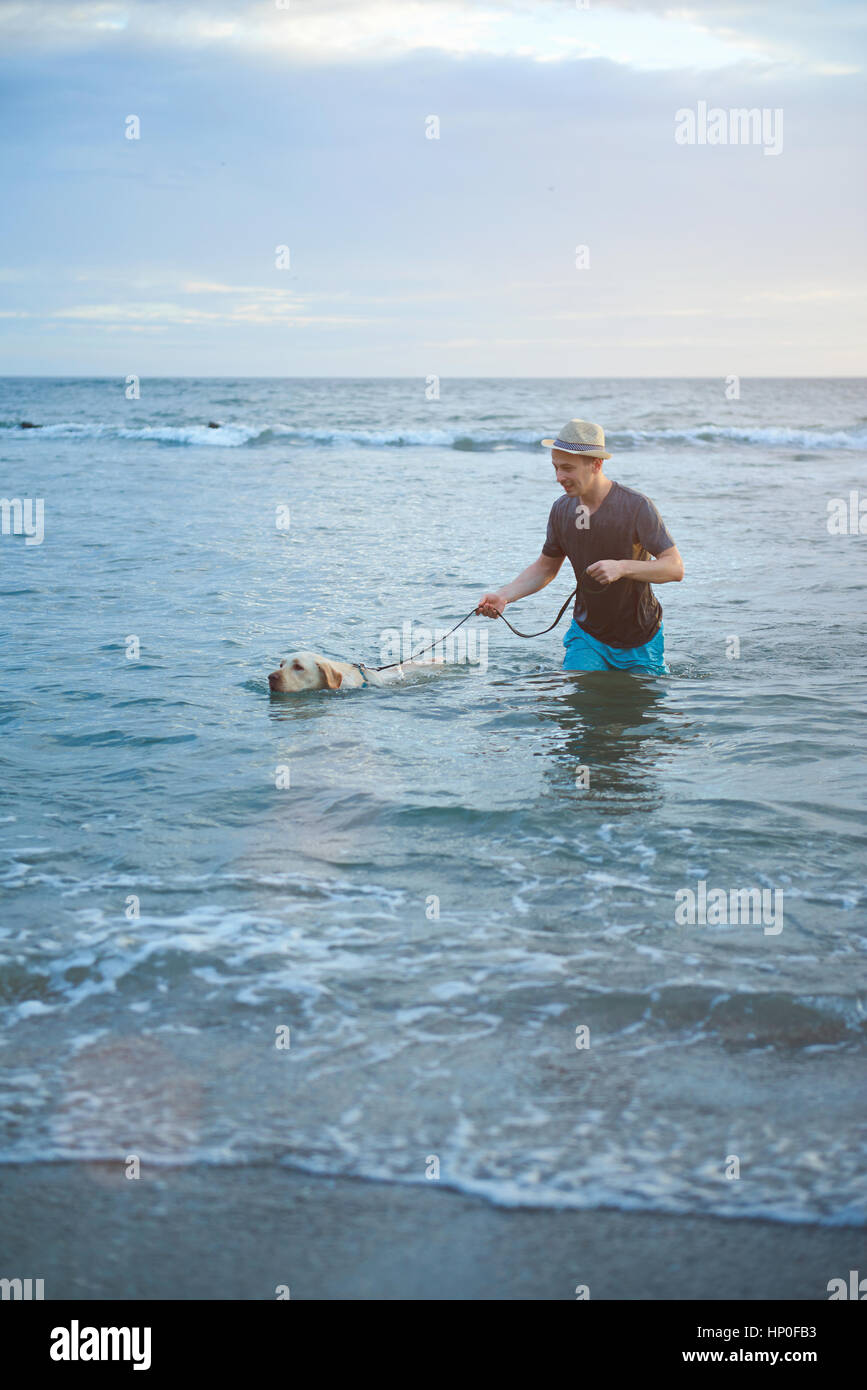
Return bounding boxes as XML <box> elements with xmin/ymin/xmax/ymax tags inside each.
<box><xmin>585</xmin><ymin>559</ymin><xmax>625</xmax><ymax>587</ymax></box>
<box><xmin>476</xmin><ymin>592</ymin><xmax>507</xmax><ymax>619</ymax></box>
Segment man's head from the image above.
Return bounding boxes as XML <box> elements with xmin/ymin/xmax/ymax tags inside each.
<box><xmin>551</xmin><ymin>449</ymin><xmax>606</xmax><ymax>496</ymax></box>
<box><xmin>541</xmin><ymin>419</ymin><xmax>611</xmax><ymax>495</ymax></box>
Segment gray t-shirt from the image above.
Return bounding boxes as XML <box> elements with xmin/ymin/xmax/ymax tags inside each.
<box><xmin>542</xmin><ymin>481</ymin><xmax>675</xmax><ymax>648</ymax></box>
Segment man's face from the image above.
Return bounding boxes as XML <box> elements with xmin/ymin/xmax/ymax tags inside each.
<box><xmin>551</xmin><ymin>449</ymin><xmax>600</xmax><ymax>495</ymax></box>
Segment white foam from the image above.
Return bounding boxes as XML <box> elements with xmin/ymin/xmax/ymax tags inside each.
<box><xmin>6</xmin><ymin>419</ymin><xmax>867</xmax><ymax>449</ymax></box>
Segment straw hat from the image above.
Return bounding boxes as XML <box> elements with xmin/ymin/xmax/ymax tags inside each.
<box><xmin>541</xmin><ymin>418</ymin><xmax>611</xmax><ymax>460</ymax></box>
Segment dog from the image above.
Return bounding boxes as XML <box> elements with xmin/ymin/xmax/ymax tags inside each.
<box><xmin>268</xmin><ymin>650</ymin><xmax>430</xmax><ymax>693</ymax></box>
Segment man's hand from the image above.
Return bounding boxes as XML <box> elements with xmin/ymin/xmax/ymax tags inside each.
<box><xmin>585</xmin><ymin>559</ymin><xmax>625</xmax><ymax>587</ymax></box>
<box><xmin>476</xmin><ymin>591</ymin><xmax>507</xmax><ymax>618</ymax></box>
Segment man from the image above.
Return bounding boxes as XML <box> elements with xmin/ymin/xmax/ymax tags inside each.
<box><xmin>476</xmin><ymin>418</ymin><xmax>683</xmax><ymax>673</ymax></box>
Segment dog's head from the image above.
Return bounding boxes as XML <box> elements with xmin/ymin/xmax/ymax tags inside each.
<box><xmin>268</xmin><ymin>652</ymin><xmax>346</xmax><ymax>693</ymax></box>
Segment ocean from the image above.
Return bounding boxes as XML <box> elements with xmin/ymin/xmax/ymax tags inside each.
<box><xmin>1</xmin><ymin>375</ymin><xmax>865</xmax><ymax>1225</ymax></box>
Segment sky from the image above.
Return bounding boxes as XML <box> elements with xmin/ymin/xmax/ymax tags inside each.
<box><xmin>0</xmin><ymin>0</ymin><xmax>864</xmax><ymax>375</ymax></box>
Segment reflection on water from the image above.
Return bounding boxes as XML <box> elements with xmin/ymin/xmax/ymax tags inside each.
<box><xmin>524</xmin><ymin>670</ymin><xmax>689</xmax><ymax>804</ymax></box>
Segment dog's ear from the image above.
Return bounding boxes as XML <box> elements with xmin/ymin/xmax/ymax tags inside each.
<box><xmin>316</xmin><ymin>658</ymin><xmax>343</xmax><ymax>690</ymax></box>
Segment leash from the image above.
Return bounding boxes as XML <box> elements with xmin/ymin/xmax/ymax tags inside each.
<box><xmin>497</xmin><ymin>584</ymin><xmax>578</xmax><ymax>638</ymax></box>
<box><xmin>366</xmin><ymin>582</ymin><xmax>581</xmax><ymax>672</ymax></box>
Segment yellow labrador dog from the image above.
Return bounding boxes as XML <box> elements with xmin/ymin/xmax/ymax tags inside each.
<box><xmin>268</xmin><ymin>651</ymin><xmax>428</xmax><ymax>693</ymax></box>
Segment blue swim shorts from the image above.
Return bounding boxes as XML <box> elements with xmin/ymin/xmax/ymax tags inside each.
<box><xmin>562</xmin><ymin>619</ymin><xmax>668</xmax><ymax>674</ymax></box>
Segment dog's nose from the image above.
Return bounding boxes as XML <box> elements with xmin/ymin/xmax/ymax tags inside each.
<box><xmin>268</xmin><ymin>671</ymin><xmax>279</xmax><ymax>689</ymax></box>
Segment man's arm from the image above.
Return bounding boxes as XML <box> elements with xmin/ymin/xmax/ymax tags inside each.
<box><xmin>477</xmin><ymin>551</ymin><xmax>565</xmax><ymax>617</ymax></box>
<box><xmin>586</xmin><ymin>545</ymin><xmax>684</xmax><ymax>588</ymax></box>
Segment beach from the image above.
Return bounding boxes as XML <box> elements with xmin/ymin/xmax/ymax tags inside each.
<box><xmin>3</xmin><ymin>1162</ymin><xmax>864</xmax><ymax>1300</ymax></box>
<box><xmin>2</xmin><ymin>376</ymin><xmax>865</xmax><ymax>1298</ymax></box>
<box><xmin>4</xmin><ymin>0</ymin><xmax>866</xmax><ymax>1309</ymax></box>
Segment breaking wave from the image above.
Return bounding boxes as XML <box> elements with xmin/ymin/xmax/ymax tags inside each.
<box><xmin>4</xmin><ymin>421</ymin><xmax>866</xmax><ymax>450</ymax></box>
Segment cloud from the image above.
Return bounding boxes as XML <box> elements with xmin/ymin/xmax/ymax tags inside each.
<box><xmin>0</xmin><ymin>0</ymin><xmax>807</xmax><ymax>69</ymax></box>
<box><xmin>598</xmin><ymin>0</ymin><xmax>866</xmax><ymax>69</ymax></box>
<box><xmin>0</xmin><ymin>10</ymin><xmax>864</xmax><ymax>373</ymax></box>
<box><xmin>51</xmin><ymin>298</ymin><xmax>371</xmax><ymax>327</ymax></box>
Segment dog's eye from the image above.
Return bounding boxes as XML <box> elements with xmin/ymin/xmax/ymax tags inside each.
<box><xmin>279</xmin><ymin>660</ymin><xmax>286</xmax><ymax>668</ymax></box>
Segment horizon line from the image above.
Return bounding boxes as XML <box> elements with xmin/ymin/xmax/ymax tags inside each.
<box><xmin>0</xmin><ymin>374</ymin><xmax>864</xmax><ymax>382</ymax></box>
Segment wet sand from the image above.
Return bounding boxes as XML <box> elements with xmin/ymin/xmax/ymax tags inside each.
<box><xmin>1</xmin><ymin>1163</ymin><xmax>863</xmax><ymax>1300</ymax></box>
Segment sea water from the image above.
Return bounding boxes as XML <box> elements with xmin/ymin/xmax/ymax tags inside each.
<box><xmin>1</xmin><ymin>376</ymin><xmax>865</xmax><ymax>1224</ymax></box>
